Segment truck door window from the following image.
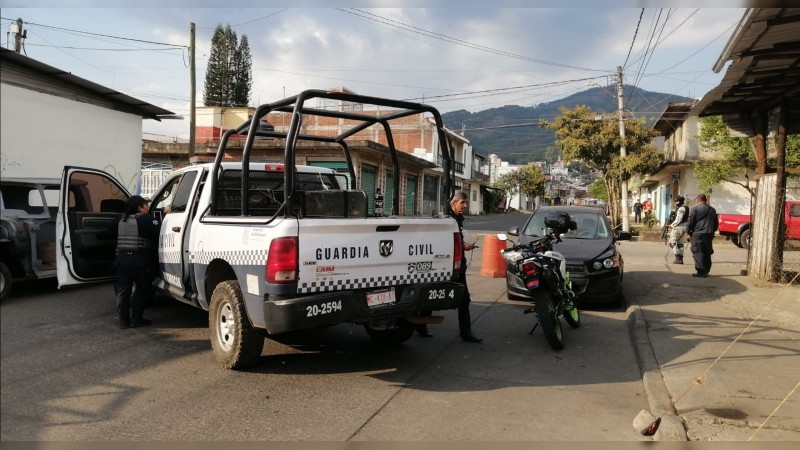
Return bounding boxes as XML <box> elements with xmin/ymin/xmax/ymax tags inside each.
<box><xmin>68</xmin><ymin>172</ymin><xmax>127</xmax><ymax>212</ymax></box>
<box><xmin>169</xmin><ymin>171</ymin><xmax>199</xmax><ymax>213</ymax></box>
<box><xmin>152</xmin><ymin>177</ymin><xmax>181</xmax><ymax>213</ymax></box>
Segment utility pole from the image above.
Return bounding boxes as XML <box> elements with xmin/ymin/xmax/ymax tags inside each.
<box><xmin>617</xmin><ymin>66</ymin><xmax>630</xmax><ymax>232</ymax></box>
<box><xmin>189</xmin><ymin>22</ymin><xmax>196</xmax><ymax>159</ymax></box>
<box><xmin>11</xmin><ymin>18</ymin><xmax>25</xmax><ymax>53</ymax></box>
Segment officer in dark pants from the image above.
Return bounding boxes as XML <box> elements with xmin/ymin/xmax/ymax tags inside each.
<box><xmin>416</xmin><ymin>191</ymin><xmax>482</xmax><ymax>343</ymax></box>
<box><xmin>686</xmin><ymin>193</ymin><xmax>719</xmax><ymax>278</ymax></box>
<box><xmin>115</xmin><ymin>195</ymin><xmax>163</xmax><ymax>328</ymax></box>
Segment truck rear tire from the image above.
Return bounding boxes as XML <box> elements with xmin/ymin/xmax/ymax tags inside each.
<box><xmin>209</xmin><ymin>280</ymin><xmax>265</xmax><ymax>370</ymax></box>
<box><xmin>364</xmin><ymin>318</ymin><xmax>415</xmax><ymax>345</ymax></box>
<box><xmin>0</xmin><ymin>262</ymin><xmax>12</xmax><ymax>301</ymax></box>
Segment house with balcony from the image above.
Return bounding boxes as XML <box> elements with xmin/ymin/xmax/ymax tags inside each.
<box><xmin>640</xmin><ymin>100</ymin><xmax>755</xmax><ymax>225</ymax></box>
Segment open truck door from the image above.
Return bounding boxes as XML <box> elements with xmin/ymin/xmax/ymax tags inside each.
<box><xmin>57</xmin><ymin>166</ymin><xmax>131</xmax><ymax>287</ymax></box>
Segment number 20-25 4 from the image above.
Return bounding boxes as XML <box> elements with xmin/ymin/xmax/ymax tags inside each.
<box><xmin>428</xmin><ymin>289</ymin><xmax>454</xmax><ymax>300</ymax></box>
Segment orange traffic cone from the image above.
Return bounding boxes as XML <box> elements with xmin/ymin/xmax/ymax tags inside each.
<box><xmin>480</xmin><ymin>234</ymin><xmax>507</xmax><ymax>278</ymax></box>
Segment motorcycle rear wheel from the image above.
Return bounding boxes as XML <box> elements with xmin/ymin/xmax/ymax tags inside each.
<box><xmin>535</xmin><ymin>289</ymin><xmax>564</xmax><ymax>350</ymax></box>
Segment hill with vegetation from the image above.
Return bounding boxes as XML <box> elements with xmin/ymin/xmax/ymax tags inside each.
<box><xmin>442</xmin><ymin>86</ymin><xmax>694</xmax><ymax>164</ymax></box>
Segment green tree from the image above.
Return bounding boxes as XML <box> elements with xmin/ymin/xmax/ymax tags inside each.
<box><xmin>493</xmin><ymin>164</ymin><xmax>546</xmax><ymax>210</ymax></box>
<box><xmin>540</xmin><ymin>106</ymin><xmax>659</xmax><ymax>228</ymax></box>
<box><xmin>203</xmin><ymin>24</ymin><xmax>252</xmax><ymax>107</ymax></box>
<box><xmin>587</xmin><ymin>178</ymin><xmax>608</xmax><ymax>201</ymax></box>
<box><xmin>694</xmin><ymin>115</ymin><xmax>756</xmax><ymax>196</ymax></box>
<box><xmin>543</xmin><ymin>146</ymin><xmax>560</xmax><ymax>164</ymax></box>
<box><xmin>786</xmin><ymin>135</ymin><xmax>800</xmax><ymax>169</ymax></box>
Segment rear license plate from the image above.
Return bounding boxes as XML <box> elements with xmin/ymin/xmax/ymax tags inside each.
<box><xmin>366</xmin><ymin>288</ymin><xmax>396</xmax><ymax>307</ymax></box>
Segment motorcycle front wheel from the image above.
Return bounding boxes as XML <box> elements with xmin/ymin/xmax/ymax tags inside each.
<box><xmin>535</xmin><ymin>289</ymin><xmax>564</xmax><ymax>350</ymax></box>
<box><xmin>563</xmin><ymin>297</ymin><xmax>581</xmax><ymax>329</ymax></box>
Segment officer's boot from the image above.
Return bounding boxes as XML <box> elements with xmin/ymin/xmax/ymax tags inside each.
<box><xmin>672</xmin><ymin>254</ymin><xmax>684</xmax><ymax>265</ymax></box>
<box><xmin>118</xmin><ymin>307</ymin><xmax>131</xmax><ymax>329</ymax></box>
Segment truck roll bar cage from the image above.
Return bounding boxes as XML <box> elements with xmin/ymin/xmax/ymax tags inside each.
<box><xmin>208</xmin><ymin>89</ymin><xmax>456</xmax><ymax>217</ymax></box>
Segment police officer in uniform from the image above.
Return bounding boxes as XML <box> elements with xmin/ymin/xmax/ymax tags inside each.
<box><xmin>115</xmin><ymin>195</ymin><xmax>163</xmax><ymax>329</ymax></box>
<box><xmin>667</xmin><ymin>196</ymin><xmax>690</xmax><ymax>264</ymax></box>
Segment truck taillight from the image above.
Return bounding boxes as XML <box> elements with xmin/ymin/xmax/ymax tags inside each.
<box><xmin>454</xmin><ymin>232</ymin><xmax>463</xmax><ymax>273</ymax></box>
<box><xmin>266</xmin><ymin>237</ymin><xmax>297</xmax><ymax>284</ymax></box>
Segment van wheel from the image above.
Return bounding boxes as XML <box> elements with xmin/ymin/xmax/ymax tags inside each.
<box><xmin>0</xmin><ymin>262</ymin><xmax>12</xmax><ymax>301</ymax></box>
<box><xmin>209</xmin><ymin>280</ymin><xmax>265</xmax><ymax>370</ymax></box>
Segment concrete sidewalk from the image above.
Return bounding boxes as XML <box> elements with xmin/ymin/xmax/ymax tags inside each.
<box><xmin>621</xmin><ymin>240</ymin><xmax>800</xmax><ymax>441</ymax></box>
<box><xmin>466</xmin><ymin>234</ymin><xmax>800</xmax><ymax>441</ymax></box>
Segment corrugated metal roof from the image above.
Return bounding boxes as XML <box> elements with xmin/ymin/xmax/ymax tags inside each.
<box><xmin>0</xmin><ymin>47</ymin><xmax>176</xmax><ymax>121</ymax></box>
<box><xmin>693</xmin><ymin>8</ymin><xmax>800</xmax><ymax>135</ymax></box>
<box><xmin>652</xmin><ymin>101</ymin><xmax>697</xmax><ymax>136</ymax></box>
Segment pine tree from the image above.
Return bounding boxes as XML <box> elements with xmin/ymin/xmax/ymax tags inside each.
<box><xmin>203</xmin><ymin>24</ymin><xmax>252</xmax><ymax>107</ymax></box>
<box><xmin>232</xmin><ymin>35</ymin><xmax>252</xmax><ymax>107</ymax></box>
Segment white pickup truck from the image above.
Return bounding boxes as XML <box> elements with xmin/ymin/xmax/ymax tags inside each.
<box><xmin>55</xmin><ymin>90</ymin><xmax>466</xmax><ymax>369</ymax></box>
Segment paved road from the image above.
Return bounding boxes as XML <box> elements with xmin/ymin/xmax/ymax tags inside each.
<box><xmin>0</xmin><ymin>214</ymin><xmax>674</xmax><ymax>441</ymax></box>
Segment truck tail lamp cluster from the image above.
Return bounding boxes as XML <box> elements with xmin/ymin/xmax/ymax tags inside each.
<box><xmin>453</xmin><ymin>232</ymin><xmax>463</xmax><ymax>275</ymax></box>
<box><xmin>266</xmin><ymin>236</ymin><xmax>297</xmax><ymax>283</ymax></box>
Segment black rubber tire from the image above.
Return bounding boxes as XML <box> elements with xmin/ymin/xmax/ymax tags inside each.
<box><xmin>0</xmin><ymin>262</ymin><xmax>12</xmax><ymax>301</ymax></box>
<box><xmin>535</xmin><ymin>289</ymin><xmax>564</xmax><ymax>350</ymax></box>
<box><xmin>209</xmin><ymin>280</ymin><xmax>265</xmax><ymax>370</ymax></box>
<box><xmin>563</xmin><ymin>297</ymin><xmax>581</xmax><ymax>329</ymax></box>
<box><xmin>364</xmin><ymin>318</ymin><xmax>415</xmax><ymax>345</ymax></box>
<box><xmin>731</xmin><ymin>235</ymin><xmax>742</xmax><ymax>248</ymax></box>
<box><xmin>740</xmin><ymin>229</ymin><xmax>751</xmax><ymax>250</ymax></box>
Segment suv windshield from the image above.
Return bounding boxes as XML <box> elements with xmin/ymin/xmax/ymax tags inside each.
<box><xmin>524</xmin><ymin>210</ymin><xmax>609</xmax><ymax>239</ymax></box>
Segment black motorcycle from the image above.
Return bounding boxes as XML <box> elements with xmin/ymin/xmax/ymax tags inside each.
<box><xmin>498</xmin><ymin>213</ymin><xmax>580</xmax><ymax>350</ymax></box>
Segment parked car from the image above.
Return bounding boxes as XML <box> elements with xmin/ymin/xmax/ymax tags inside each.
<box><xmin>718</xmin><ymin>201</ymin><xmax>800</xmax><ymax>249</ymax></box>
<box><xmin>504</xmin><ymin>205</ymin><xmax>632</xmax><ymax>306</ymax></box>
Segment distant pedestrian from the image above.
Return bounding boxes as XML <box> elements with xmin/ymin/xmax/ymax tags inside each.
<box><xmin>641</xmin><ymin>197</ymin><xmax>653</xmax><ymax>220</ymax></box>
<box><xmin>686</xmin><ymin>194</ymin><xmax>719</xmax><ymax>278</ymax></box>
<box><xmin>374</xmin><ymin>188</ymin><xmax>384</xmax><ymax>217</ymax></box>
<box><xmin>633</xmin><ymin>200</ymin><xmax>643</xmax><ymax>223</ymax></box>
<box><xmin>667</xmin><ymin>196</ymin><xmax>689</xmax><ymax>264</ymax></box>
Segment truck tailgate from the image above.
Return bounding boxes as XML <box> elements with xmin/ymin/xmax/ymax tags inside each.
<box><xmin>297</xmin><ymin>217</ymin><xmax>459</xmax><ymax>294</ymax></box>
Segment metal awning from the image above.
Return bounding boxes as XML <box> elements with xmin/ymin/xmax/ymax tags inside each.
<box><xmin>693</xmin><ymin>8</ymin><xmax>800</xmax><ymax>135</ymax></box>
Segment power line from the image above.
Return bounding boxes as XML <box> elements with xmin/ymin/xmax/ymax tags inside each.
<box><xmin>623</xmin><ymin>9</ymin><xmax>645</xmax><ymax>70</ymax></box>
<box><xmin>23</xmin><ymin>42</ymin><xmax>185</xmax><ymax>52</ymax></box>
<box><xmin>0</xmin><ymin>17</ymin><xmax>188</xmax><ymax>48</ymax></box>
<box><xmin>338</xmin><ymin>8</ymin><xmax>610</xmax><ymax>73</ymax></box>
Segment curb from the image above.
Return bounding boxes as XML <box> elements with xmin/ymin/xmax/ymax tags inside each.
<box><xmin>625</xmin><ymin>302</ymin><xmax>688</xmax><ymax>441</ymax></box>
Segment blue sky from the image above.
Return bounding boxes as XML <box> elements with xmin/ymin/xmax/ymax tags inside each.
<box><xmin>0</xmin><ymin>6</ymin><xmax>747</xmax><ymax>140</ymax></box>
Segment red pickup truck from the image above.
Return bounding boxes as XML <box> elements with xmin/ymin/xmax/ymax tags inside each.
<box><xmin>718</xmin><ymin>201</ymin><xmax>800</xmax><ymax>249</ymax></box>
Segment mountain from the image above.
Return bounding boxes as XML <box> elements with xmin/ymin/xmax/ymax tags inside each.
<box><xmin>442</xmin><ymin>86</ymin><xmax>694</xmax><ymax>164</ymax></box>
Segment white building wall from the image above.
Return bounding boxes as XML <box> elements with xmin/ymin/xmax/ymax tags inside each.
<box><xmin>1</xmin><ymin>84</ymin><xmax>143</xmax><ymax>193</ymax></box>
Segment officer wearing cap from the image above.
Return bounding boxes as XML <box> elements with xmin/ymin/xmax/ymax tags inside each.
<box><xmin>667</xmin><ymin>195</ymin><xmax>690</xmax><ymax>264</ymax></box>
<box><xmin>114</xmin><ymin>195</ymin><xmax>164</xmax><ymax>329</ymax></box>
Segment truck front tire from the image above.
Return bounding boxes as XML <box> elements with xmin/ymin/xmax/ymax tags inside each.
<box><xmin>209</xmin><ymin>280</ymin><xmax>265</xmax><ymax>370</ymax></box>
<box><xmin>0</xmin><ymin>262</ymin><xmax>12</xmax><ymax>301</ymax></box>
